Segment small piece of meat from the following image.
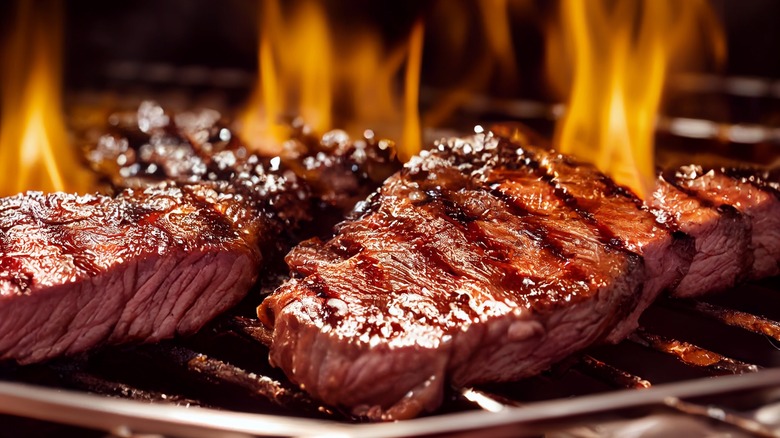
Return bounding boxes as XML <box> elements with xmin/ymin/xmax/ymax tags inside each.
<box><xmin>259</xmin><ymin>131</ymin><xmax>670</xmax><ymax>420</ymax></box>
<box><xmin>0</xmin><ymin>185</ymin><xmax>259</xmax><ymax>364</ymax></box>
<box><xmin>648</xmin><ymin>173</ymin><xmax>752</xmax><ymax>297</ymax></box>
<box><xmin>673</xmin><ymin>165</ymin><xmax>780</xmax><ymax>279</ymax></box>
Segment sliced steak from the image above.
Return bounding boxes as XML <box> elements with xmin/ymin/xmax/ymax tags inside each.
<box><xmin>0</xmin><ymin>185</ymin><xmax>261</xmax><ymax>364</ymax></box>
<box><xmin>673</xmin><ymin>165</ymin><xmax>780</xmax><ymax>279</ymax></box>
<box><xmin>648</xmin><ymin>173</ymin><xmax>752</xmax><ymax>297</ymax></box>
<box><xmin>259</xmin><ymin>132</ymin><xmax>661</xmax><ymax>420</ymax></box>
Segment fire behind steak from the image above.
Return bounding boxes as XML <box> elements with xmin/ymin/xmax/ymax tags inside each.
<box><xmin>0</xmin><ymin>101</ymin><xmax>400</xmax><ymax>365</ymax></box>
<box><xmin>259</xmin><ymin>127</ymin><xmax>779</xmax><ymax>420</ymax></box>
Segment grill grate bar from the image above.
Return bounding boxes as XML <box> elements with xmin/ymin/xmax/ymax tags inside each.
<box><xmin>665</xmin><ymin>299</ymin><xmax>780</xmax><ymax>342</ymax></box>
<box><xmin>663</xmin><ymin>397</ymin><xmax>780</xmax><ymax>437</ymax></box>
<box><xmin>629</xmin><ymin>328</ymin><xmax>761</xmax><ymax>375</ymax></box>
<box><xmin>222</xmin><ymin>316</ymin><xmax>274</xmax><ymax>346</ymax></box>
<box><xmin>1</xmin><ymin>279</ymin><xmax>778</xmax><ymax>433</ymax></box>
<box><xmin>53</xmin><ymin>366</ymin><xmax>201</xmax><ymax>406</ymax></box>
<box><xmin>459</xmin><ymin>388</ymin><xmax>519</xmax><ymax>412</ymax></box>
<box><xmin>138</xmin><ymin>344</ymin><xmax>338</xmax><ymax>418</ymax></box>
<box><xmin>576</xmin><ymin>355</ymin><xmax>652</xmax><ymax>389</ymax></box>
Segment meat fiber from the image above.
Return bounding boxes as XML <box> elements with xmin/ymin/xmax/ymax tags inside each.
<box><xmin>672</xmin><ymin>165</ymin><xmax>780</xmax><ymax>279</ymax></box>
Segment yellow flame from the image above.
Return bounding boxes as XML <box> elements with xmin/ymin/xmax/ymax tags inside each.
<box><xmin>0</xmin><ymin>0</ymin><xmax>94</xmax><ymax>197</ymax></box>
<box><xmin>240</xmin><ymin>1</ymin><xmax>424</xmax><ymax>160</ymax></box>
<box><xmin>549</xmin><ymin>0</ymin><xmax>725</xmax><ymax>198</ymax></box>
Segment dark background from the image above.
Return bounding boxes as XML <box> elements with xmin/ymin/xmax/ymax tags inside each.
<box><xmin>2</xmin><ymin>0</ymin><xmax>780</xmax><ymax>130</ymax></box>
<box><xmin>56</xmin><ymin>1</ymin><xmax>780</xmax><ymax>91</ymax></box>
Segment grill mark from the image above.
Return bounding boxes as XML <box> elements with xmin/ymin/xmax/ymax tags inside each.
<box><xmin>715</xmin><ymin>204</ymin><xmax>742</xmax><ymax>220</ymax></box>
<box><xmin>336</xmin><ymin>210</ymin><xmax>488</xmax><ymax>322</ymax></box>
<box><xmin>482</xmin><ymin>188</ymin><xmax>572</xmax><ymax>263</ymax></box>
<box><xmin>429</xmin><ymin>182</ymin><xmax>577</xmax><ymax>269</ymax></box>
<box><xmin>303</xmin><ymin>273</ymin><xmax>339</xmax><ymax>300</ymax></box>
<box><xmin>412</xmin><ymin>190</ymin><xmax>587</xmax><ymax>309</ymax></box>
<box><xmin>399</xmin><ymin>187</ymin><xmax>545</xmax><ymax>298</ymax></box>
<box><xmin>505</xmin><ymin>140</ymin><xmax>629</xmax><ymax>252</ymax></box>
<box><xmin>180</xmin><ymin>186</ymin><xmax>243</xmax><ymax>245</ymax></box>
<box><xmin>417</xmin><ymin>188</ymin><xmax>522</xmax><ymax>273</ymax></box>
<box><xmin>596</xmin><ymin>169</ymin><xmax>685</xmax><ymax>236</ymax></box>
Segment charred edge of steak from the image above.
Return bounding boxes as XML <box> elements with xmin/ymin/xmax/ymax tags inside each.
<box><xmin>260</xmin><ymin>130</ymin><xmax>660</xmax><ymax>420</ymax></box>
<box><xmin>0</xmin><ymin>185</ymin><xmax>262</xmax><ymax>364</ymax></box>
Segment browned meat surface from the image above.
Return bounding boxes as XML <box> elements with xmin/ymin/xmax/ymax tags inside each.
<box><xmin>673</xmin><ymin>165</ymin><xmax>780</xmax><ymax>279</ymax></box>
<box><xmin>259</xmin><ymin>131</ymin><xmax>680</xmax><ymax>420</ymax></box>
<box><xmin>648</xmin><ymin>173</ymin><xmax>752</xmax><ymax>297</ymax></box>
<box><xmin>0</xmin><ymin>185</ymin><xmax>260</xmax><ymax>364</ymax></box>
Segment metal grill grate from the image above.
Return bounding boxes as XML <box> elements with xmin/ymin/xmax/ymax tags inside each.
<box><xmin>0</xmin><ymin>277</ymin><xmax>778</xmax><ymax>436</ymax></box>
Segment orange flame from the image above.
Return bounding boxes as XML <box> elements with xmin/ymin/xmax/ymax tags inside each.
<box><xmin>0</xmin><ymin>0</ymin><xmax>94</xmax><ymax>197</ymax></box>
<box><xmin>240</xmin><ymin>1</ymin><xmax>424</xmax><ymax>160</ymax></box>
<box><xmin>548</xmin><ymin>0</ymin><xmax>725</xmax><ymax>198</ymax></box>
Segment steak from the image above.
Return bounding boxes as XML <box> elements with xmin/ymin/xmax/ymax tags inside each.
<box><xmin>0</xmin><ymin>184</ymin><xmax>262</xmax><ymax>364</ymax></box>
<box><xmin>671</xmin><ymin>165</ymin><xmax>780</xmax><ymax>279</ymax></box>
<box><xmin>648</xmin><ymin>172</ymin><xmax>752</xmax><ymax>297</ymax></box>
<box><xmin>86</xmin><ymin>101</ymin><xmax>400</xmax><ymax>216</ymax></box>
<box><xmin>259</xmin><ymin>130</ymin><xmax>689</xmax><ymax>420</ymax></box>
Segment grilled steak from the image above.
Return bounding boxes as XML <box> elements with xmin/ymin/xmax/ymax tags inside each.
<box><xmin>0</xmin><ymin>184</ymin><xmax>263</xmax><ymax>364</ymax></box>
<box><xmin>259</xmin><ymin>129</ymin><xmax>694</xmax><ymax>420</ymax></box>
<box><xmin>260</xmin><ymin>124</ymin><xmax>780</xmax><ymax>420</ymax></box>
<box><xmin>648</xmin><ymin>173</ymin><xmax>752</xmax><ymax>297</ymax></box>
